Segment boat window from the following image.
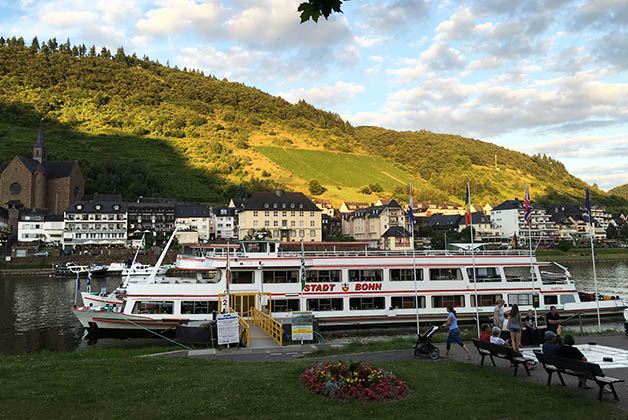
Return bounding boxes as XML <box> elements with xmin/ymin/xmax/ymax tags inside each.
<box><xmin>271</xmin><ymin>299</ymin><xmax>300</xmax><ymax>312</ymax></box>
<box><xmin>467</xmin><ymin>267</ymin><xmax>501</xmax><ymax>282</ymax></box>
<box><xmin>390</xmin><ymin>269</ymin><xmax>423</xmax><ymax>281</ymax></box>
<box><xmin>307</xmin><ymin>298</ymin><xmax>343</xmax><ymax>311</ymax></box>
<box><xmin>391</xmin><ymin>296</ymin><xmax>426</xmax><ymax>309</ymax></box>
<box><xmin>132</xmin><ymin>301</ymin><xmax>174</xmax><ymax>314</ymax></box>
<box><xmin>263</xmin><ymin>270</ymin><xmax>299</xmax><ymax>283</ymax></box>
<box><xmin>508</xmin><ymin>294</ymin><xmax>532</xmax><ymax>306</ymax></box>
<box><xmin>306</xmin><ymin>270</ymin><xmax>341</xmax><ymax>283</ymax></box>
<box><xmin>432</xmin><ymin>295</ymin><xmax>465</xmax><ymax>308</ymax></box>
<box><xmin>230</xmin><ymin>271</ymin><xmax>254</xmax><ymax>284</ymax></box>
<box><xmin>348</xmin><ymin>269</ymin><xmax>383</xmax><ymax>282</ymax></box>
<box><xmin>544</xmin><ymin>295</ymin><xmax>558</xmax><ymax>305</ymax></box>
<box><xmin>349</xmin><ymin>297</ymin><xmax>385</xmax><ymax>310</ymax></box>
<box><xmin>470</xmin><ymin>294</ymin><xmax>503</xmax><ymax>307</ymax></box>
<box><xmin>560</xmin><ymin>294</ymin><xmax>576</xmax><ymax>304</ymax></box>
<box><xmin>503</xmin><ymin>266</ymin><xmax>533</xmax><ymax>282</ymax></box>
<box><xmin>181</xmin><ymin>301</ymin><xmax>218</xmax><ymax>314</ymax></box>
<box><xmin>429</xmin><ymin>268</ymin><xmax>463</xmax><ymax>281</ymax></box>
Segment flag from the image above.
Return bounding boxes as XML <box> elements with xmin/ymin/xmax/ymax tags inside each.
<box><xmin>586</xmin><ymin>186</ymin><xmax>592</xmax><ymax>227</ymax></box>
<box><xmin>87</xmin><ymin>272</ymin><xmax>92</xmax><ymax>293</ymax></box>
<box><xmin>408</xmin><ymin>184</ymin><xmax>414</xmax><ymax>225</ymax></box>
<box><xmin>512</xmin><ymin>233</ymin><xmax>518</xmax><ymax>249</ymax></box>
<box><xmin>524</xmin><ymin>184</ymin><xmax>532</xmax><ymax>226</ymax></box>
<box><xmin>300</xmin><ymin>255</ymin><xmax>307</xmax><ymax>291</ymax></box>
<box><xmin>464</xmin><ymin>183</ymin><xmax>471</xmax><ymax>226</ymax></box>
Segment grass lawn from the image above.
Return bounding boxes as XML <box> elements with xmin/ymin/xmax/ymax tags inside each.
<box><xmin>0</xmin><ymin>348</ymin><xmax>624</xmax><ymax>420</ymax></box>
<box><xmin>537</xmin><ymin>248</ymin><xmax>628</xmax><ymax>262</ymax></box>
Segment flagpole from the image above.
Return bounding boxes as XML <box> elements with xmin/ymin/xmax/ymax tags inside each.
<box><xmin>468</xmin><ymin>183</ymin><xmax>480</xmax><ymax>338</ymax></box>
<box><xmin>409</xmin><ymin>184</ymin><xmax>420</xmax><ymax>337</ymax></box>
<box><xmin>300</xmin><ymin>238</ymin><xmax>305</xmax><ymax>313</ymax></box>
<box><xmin>73</xmin><ymin>271</ymin><xmax>80</xmax><ymax>306</ymax></box>
<box><xmin>587</xmin><ymin>187</ymin><xmax>601</xmax><ymax>332</ymax></box>
<box><xmin>526</xmin><ymin>185</ymin><xmax>538</xmax><ymax>325</ymax></box>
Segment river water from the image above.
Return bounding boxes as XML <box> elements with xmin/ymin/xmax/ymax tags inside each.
<box><xmin>1</xmin><ymin>261</ymin><xmax>627</xmax><ymax>355</ymax></box>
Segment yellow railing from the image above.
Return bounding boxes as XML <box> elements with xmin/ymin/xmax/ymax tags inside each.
<box><xmin>250</xmin><ymin>307</ymin><xmax>283</xmax><ymax>346</ymax></box>
<box><xmin>238</xmin><ymin>314</ymin><xmax>250</xmax><ymax>348</ymax></box>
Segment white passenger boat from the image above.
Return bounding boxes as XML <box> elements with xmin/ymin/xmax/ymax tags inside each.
<box><xmin>72</xmin><ymin>241</ymin><xmax>626</xmax><ymax>332</ymax></box>
<box><xmin>122</xmin><ymin>262</ymin><xmax>173</xmax><ymax>277</ymax></box>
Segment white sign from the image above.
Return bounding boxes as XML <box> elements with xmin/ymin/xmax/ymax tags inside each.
<box><xmin>291</xmin><ymin>312</ymin><xmax>314</xmax><ymax>341</ymax></box>
<box><xmin>220</xmin><ymin>296</ymin><xmax>229</xmax><ymax>313</ymax></box>
<box><xmin>217</xmin><ymin>313</ymin><xmax>240</xmax><ymax>345</ymax></box>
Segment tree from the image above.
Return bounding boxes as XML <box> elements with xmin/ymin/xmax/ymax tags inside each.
<box><xmin>115</xmin><ymin>47</ymin><xmax>127</xmax><ymax>63</ymax></box>
<box><xmin>29</xmin><ymin>36</ymin><xmax>39</xmax><ymax>54</ymax></box>
<box><xmin>556</xmin><ymin>240</ymin><xmax>573</xmax><ymax>252</ymax></box>
<box><xmin>309</xmin><ymin>179</ymin><xmax>325</xmax><ymax>195</ymax></box>
<box><xmin>88</xmin><ymin>45</ymin><xmax>96</xmax><ymax>57</ymax></box>
<box><xmin>47</xmin><ymin>37</ymin><xmax>58</xmax><ymax>52</ymax></box>
<box><xmin>369</xmin><ymin>183</ymin><xmax>383</xmax><ymax>193</ymax></box>
<box><xmin>298</xmin><ymin>0</ymin><xmax>344</xmax><ymax>22</ymax></box>
<box><xmin>606</xmin><ymin>224</ymin><xmax>619</xmax><ymax>240</ymax></box>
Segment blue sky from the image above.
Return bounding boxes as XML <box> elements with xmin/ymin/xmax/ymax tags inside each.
<box><xmin>1</xmin><ymin>0</ymin><xmax>627</xmax><ymax>190</ymax></box>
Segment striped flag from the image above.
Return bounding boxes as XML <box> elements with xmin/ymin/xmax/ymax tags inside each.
<box><xmin>464</xmin><ymin>183</ymin><xmax>471</xmax><ymax>226</ymax></box>
<box><xmin>524</xmin><ymin>184</ymin><xmax>532</xmax><ymax>226</ymax></box>
<box><xmin>408</xmin><ymin>184</ymin><xmax>414</xmax><ymax>224</ymax></box>
<box><xmin>586</xmin><ymin>186</ymin><xmax>593</xmax><ymax>227</ymax></box>
<box><xmin>300</xmin><ymin>240</ymin><xmax>306</xmax><ymax>291</ymax></box>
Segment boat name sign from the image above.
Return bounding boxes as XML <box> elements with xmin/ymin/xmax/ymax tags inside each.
<box><xmin>302</xmin><ymin>283</ymin><xmax>383</xmax><ymax>293</ymax></box>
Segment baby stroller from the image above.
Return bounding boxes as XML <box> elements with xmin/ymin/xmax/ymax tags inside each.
<box><xmin>413</xmin><ymin>325</ymin><xmax>440</xmax><ymax>360</ymax></box>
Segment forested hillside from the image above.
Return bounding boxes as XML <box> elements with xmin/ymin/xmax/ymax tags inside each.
<box><xmin>0</xmin><ymin>35</ymin><xmax>625</xmax><ymax>209</ymax></box>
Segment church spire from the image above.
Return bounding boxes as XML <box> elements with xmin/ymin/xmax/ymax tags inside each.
<box><xmin>33</xmin><ymin>120</ymin><xmax>48</xmax><ymax>163</ymax></box>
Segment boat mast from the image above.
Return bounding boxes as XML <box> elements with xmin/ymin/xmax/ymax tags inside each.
<box><xmin>409</xmin><ymin>184</ymin><xmax>420</xmax><ymax>336</ymax></box>
<box><xmin>524</xmin><ymin>185</ymin><xmax>538</xmax><ymax>326</ymax></box>
<box><xmin>467</xmin><ymin>183</ymin><xmax>480</xmax><ymax>337</ymax></box>
<box><xmin>149</xmin><ymin>224</ymin><xmax>180</xmax><ymax>281</ymax></box>
<box><xmin>586</xmin><ymin>187</ymin><xmax>601</xmax><ymax>332</ymax></box>
<box><xmin>124</xmin><ymin>233</ymin><xmax>145</xmax><ymax>287</ymax></box>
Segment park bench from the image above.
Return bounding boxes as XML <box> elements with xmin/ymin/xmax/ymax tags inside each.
<box><xmin>534</xmin><ymin>350</ymin><xmax>624</xmax><ymax>401</ymax></box>
<box><xmin>471</xmin><ymin>339</ymin><xmax>531</xmax><ymax>377</ymax></box>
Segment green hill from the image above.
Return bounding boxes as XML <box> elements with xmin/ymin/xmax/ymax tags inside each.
<box><xmin>609</xmin><ymin>184</ymin><xmax>628</xmax><ymax>201</ymax></box>
<box><xmin>0</xmin><ymin>36</ymin><xmax>626</xmax><ymax>210</ymax></box>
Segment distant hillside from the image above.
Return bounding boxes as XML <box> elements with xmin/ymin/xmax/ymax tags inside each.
<box><xmin>0</xmin><ymin>36</ymin><xmax>626</xmax><ymax>210</ymax></box>
<box><xmin>609</xmin><ymin>184</ymin><xmax>628</xmax><ymax>201</ymax></box>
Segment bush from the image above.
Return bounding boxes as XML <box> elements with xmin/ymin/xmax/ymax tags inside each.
<box><xmin>360</xmin><ymin>186</ymin><xmax>371</xmax><ymax>194</ymax></box>
<box><xmin>309</xmin><ymin>179</ymin><xmax>325</xmax><ymax>195</ymax></box>
<box><xmin>556</xmin><ymin>240</ymin><xmax>573</xmax><ymax>252</ymax></box>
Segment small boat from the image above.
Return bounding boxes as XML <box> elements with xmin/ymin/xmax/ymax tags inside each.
<box><xmin>122</xmin><ymin>262</ymin><xmax>173</xmax><ymax>277</ymax></box>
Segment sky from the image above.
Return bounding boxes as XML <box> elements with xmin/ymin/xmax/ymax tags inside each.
<box><xmin>1</xmin><ymin>0</ymin><xmax>627</xmax><ymax>191</ymax></box>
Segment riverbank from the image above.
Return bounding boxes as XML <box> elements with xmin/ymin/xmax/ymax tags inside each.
<box><xmin>0</xmin><ymin>347</ymin><xmax>623</xmax><ymax>419</ymax></box>
<box><xmin>537</xmin><ymin>248</ymin><xmax>628</xmax><ymax>263</ymax></box>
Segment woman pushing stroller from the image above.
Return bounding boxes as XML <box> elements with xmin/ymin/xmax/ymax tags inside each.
<box><xmin>442</xmin><ymin>305</ymin><xmax>471</xmax><ymax>359</ymax></box>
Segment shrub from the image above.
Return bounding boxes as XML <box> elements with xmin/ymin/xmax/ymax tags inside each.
<box><xmin>309</xmin><ymin>179</ymin><xmax>325</xmax><ymax>195</ymax></box>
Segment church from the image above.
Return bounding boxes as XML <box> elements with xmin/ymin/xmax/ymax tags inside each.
<box><xmin>0</xmin><ymin>124</ymin><xmax>84</xmax><ymax>215</ymax></box>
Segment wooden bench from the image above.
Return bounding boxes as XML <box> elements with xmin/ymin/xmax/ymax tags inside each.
<box><xmin>472</xmin><ymin>339</ymin><xmax>531</xmax><ymax>376</ymax></box>
<box><xmin>534</xmin><ymin>350</ymin><xmax>624</xmax><ymax>401</ymax></box>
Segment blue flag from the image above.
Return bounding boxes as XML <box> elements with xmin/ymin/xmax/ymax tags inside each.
<box><xmin>586</xmin><ymin>186</ymin><xmax>592</xmax><ymax>226</ymax></box>
<box><xmin>408</xmin><ymin>184</ymin><xmax>414</xmax><ymax>224</ymax></box>
<box><xmin>87</xmin><ymin>272</ymin><xmax>92</xmax><ymax>293</ymax></box>
<box><xmin>76</xmin><ymin>272</ymin><xmax>80</xmax><ymax>291</ymax></box>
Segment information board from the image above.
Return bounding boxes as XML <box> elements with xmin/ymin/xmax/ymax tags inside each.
<box><xmin>217</xmin><ymin>313</ymin><xmax>240</xmax><ymax>345</ymax></box>
<box><xmin>291</xmin><ymin>312</ymin><xmax>314</xmax><ymax>341</ymax></box>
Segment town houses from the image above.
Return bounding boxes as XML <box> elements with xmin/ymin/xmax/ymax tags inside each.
<box><xmin>2</xmin><ymin>125</ymin><xmax>627</xmax><ymax>257</ymax></box>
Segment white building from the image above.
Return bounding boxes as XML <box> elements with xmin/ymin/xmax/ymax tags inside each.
<box><xmin>175</xmin><ymin>204</ymin><xmax>213</xmax><ymax>243</ymax></box>
<box><xmin>63</xmin><ymin>196</ymin><xmax>128</xmax><ymax>249</ymax></box>
<box><xmin>490</xmin><ymin>200</ymin><xmax>557</xmax><ymax>243</ymax></box>
<box><xmin>17</xmin><ymin>208</ymin><xmax>64</xmax><ymax>244</ymax></box>
<box><xmin>212</xmin><ymin>206</ymin><xmax>237</xmax><ymax>240</ymax></box>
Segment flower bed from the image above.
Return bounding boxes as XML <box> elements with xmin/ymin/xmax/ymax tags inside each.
<box><xmin>301</xmin><ymin>361</ymin><xmax>410</xmax><ymax>401</ymax></box>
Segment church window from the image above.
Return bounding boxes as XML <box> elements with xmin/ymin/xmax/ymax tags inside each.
<box><xmin>10</xmin><ymin>183</ymin><xmax>22</xmax><ymax>195</ymax></box>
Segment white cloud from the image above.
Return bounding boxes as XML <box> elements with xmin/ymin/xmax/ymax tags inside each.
<box><xmin>136</xmin><ymin>0</ymin><xmax>228</xmax><ymax>37</ymax></box>
<box><xmin>359</xmin><ymin>0</ymin><xmax>431</xmax><ymax>33</ymax></box>
<box><xmin>420</xmin><ymin>41</ymin><xmax>465</xmax><ymax>71</ymax></box>
<box><xmin>41</xmin><ymin>10</ymin><xmax>98</xmax><ymax>27</ymax></box>
<box><xmin>279</xmin><ymin>81</ymin><xmax>365</xmax><ymax>108</ymax></box>
<box><xmin>97</xmin><ymin>0</ymin><xmax>141</xmax><ymax>25</ymax></box>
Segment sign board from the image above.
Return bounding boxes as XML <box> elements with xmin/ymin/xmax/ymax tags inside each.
<box><xmin>219</xmin><ymin>296</ymin><xmax>229</xmax><ymax>313</ymax></box>
<box><xmin>217</xmin><ymin>313</ymin><xmax>240</xmax><ymax>345</ymax></box>
<box><xmin>291</xmin><ymin>311</ymin><xmax>314</xmax><ymax>341</ymax></box>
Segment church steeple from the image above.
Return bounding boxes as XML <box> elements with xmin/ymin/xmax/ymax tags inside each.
<box><xmin>33</xmin><ymin>120</ymin><xmax>48</xmax><ymax>164</ymax></box>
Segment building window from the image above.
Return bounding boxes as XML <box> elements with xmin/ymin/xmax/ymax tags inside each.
<box><xmin>310</xmin><ymin>230</ymin><xmax>315</xmax><ymax>237</ymax></box>
<box><xmin>273</xmin><ymin>230</ymin><xmax>279</xmax><ymax>237</ymax></box>
<box><xmin>265</xmin><ymin>211</ymin><xmax>270</xmax><ymax>217</ymax></box>
<box><xmin>290</xmin><ymin>230</ymin><xmax>296</xmax><ymax>237</ymax></box>
<box><xmin>349</xmin><ymin>297</ymin><xmax>385</xmax><ymax>310</ymax></box>
<box><xmin>432</xmin><ymin>295</ymin><xmax>465</xmax><ymax>308</ymax></box>
<box><xmin>430</xmin><ymin>268</ymin><xmax>463</xmax><ymax>280</ymax></box>
<box><xmin>306</xmin><ymin>270</ymin><xmax>341</xmax><ymax>283</ymax></box>
<box><xmin>470</xmin><ymin>294</ymin><xmax>503</xmax><ymax>307</ymax></box>
<box><xmin>307</xmin><ymin>298</ymin><xmax>343</xmax><ymax>311</ymax></box>
<box><xmin>390</xmin><ymin>269</ymin><xmax>423</xmax><ymax>281</ymax></box>
<box><xmin>263</xmin><ymin>270</ymin><xmax>299</xmax><ymax>283</ymax></box>
<box><xmin>291</xmin><ymin>211</ymin><xmax>295</xmax><ymax>217</ymax></box>
<box><xmin>271</xmin><ymin>299</ymin><xmax>300</xmax><ymax>312</ymax></box>
<box><xmin>282</xmin><ymin>211</ymin><xmax>287</xmax><ymax>217</ymax></box>
<box><xmin>231</xmin><ymin>271</ymin><xmax>254</xmax><ymax>284</ymax></box>
<box><xmin>310</xmin><ymin>211</ymin><xmax>315</xmax><ymax>217</ymax></box>
<box><xmin>273</xmin><ymin>220</ymin><xmax>278</xmax><ymax>227</ymax></box>
<box><xmin>274</xmin><ymin>211</ymin><xmax>278</xmax><ymax>216</ymax></box>
<box><xmin>349</xmin><ymin>269</ymin><xmax>383</xmax><ymax>282</ymax></box>
<box><xmin>310</xmin><ymin>221</ymin><xmax>315</xmax><ymax>227</ymax></box>
<box><xmin>299</xmin><ymin>230</ymin><xmax>305</xmax><ymax>237</ymax></box>
<box><xmin>264</xmin><ymin>221</ymin><xmax>270</xmax><ymax>227</ymax></box>
<box><xmin>299</xmin><ymin>211</ymin><xmax>304</xmax><ymax>217</ymax></box>
<box><xmin>299</xmin><ymin>221</ymin><xmax>304</xmax><ymax>227</ymax></box>
<box><xmin>253</xmin><ymin>211</ymin><xmax>258</xmax><ymax>217</ymax></box>
<box><xmin>290</xmin><ymin>221</ymin><xmax>296</xmax><ymax>227</ymax></box>
<box><xmin>9</xmin><ymin>182</ymin><xmax>22</xmax><ymax>195</ymax></box>
<box><xmin>391</xmin><ymin>296</ymin><xmax>426</xmax><ymax>309</ymax></box>
<box><xmin>253</xmin><ymin>221</ymin><xmax>259</xmax><ymax>227</ymax></box>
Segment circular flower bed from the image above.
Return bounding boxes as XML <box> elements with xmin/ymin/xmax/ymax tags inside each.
<box><xmin>301</xmin><ymin>361</ymin><xmax>410</xmax><ymax>401</ymax></box>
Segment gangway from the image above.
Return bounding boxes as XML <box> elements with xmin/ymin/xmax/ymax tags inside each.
<box><xmin>219</xmin><ymin>292</ymin><xmax>283</xmax><ymax>348</ymax></box>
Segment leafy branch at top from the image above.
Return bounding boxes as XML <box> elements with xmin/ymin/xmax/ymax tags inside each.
<box><xmin>298</xmin><ymin>0</ymin><xmax>345</xmax><ymax>23</ymax></box>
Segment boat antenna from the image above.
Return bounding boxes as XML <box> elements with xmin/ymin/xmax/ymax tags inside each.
<box><xmin>124</xmin><ymin>233</ymin><xmax>144</xmax><ymax>287</ymax></box>
<box><xmin>467</xmin><ymin>183</ymin><xmax>480</xmax><ymax>338</ymax></box>
<box><xmin>524</xmin><ymin>185</ymin><xmax>538</xmax><ymax>326</ymax></box>
<box><xmin>586</xmin><ymin>187</ymin><xmax>601</xmax><ymax>332</ymax></box>
<box><xmin>149</xmin><ymin>224</ymin><xmax>180</xmax><ymax>282</ymax></box>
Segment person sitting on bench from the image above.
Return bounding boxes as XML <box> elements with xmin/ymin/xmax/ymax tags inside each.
<box><xmin>479</xmin><ymin>324</ymin><xmax>491</xmax><ymax>343</ymax></box>
<box><xmin>490</xmin><ymin>327</ymin><xmax>536</xmax><ymax>369</ymax></box>
<box><xmin>555</xmin><ymin>335</ymin><xmax>590</xmax><ymax>389</ymax></box>
<box><xmin>542</xmin><ymin>331</ymin><xmax>562</xmax><ymax>356</ymax></box>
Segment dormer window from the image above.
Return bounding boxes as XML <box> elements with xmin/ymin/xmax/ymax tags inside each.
<box><xmin>264</xmin><ymin>203</ymin><xmax>269</xmax><ymax>208</ymax></box>
<box><xmin>113</xmin><ymin>205</ymin><xmax>120</xmax><ymax>211</ymax></box>
<box><xmin>76</xmin><ymin>204</ymin><xmax>83</xmax><ymax>210</ymax></box>
<box><xmin>282</xmin><ymin>203</ymin><xmax>286</xmax><ymax>208</ymax></box>
<box><xmin>273</xmin><ymin>203</ymin><xmax>278</xmax><ymax>208</ymax></box>
<box><xmin>290</xmin><ymin>203</ymin><xmax>295</xmax><ymax>208</ymax></box>
<box><xmin>299</xmin><ymin>204</ymin><xmax>303</xmax><ymax>209</ymax></box>
<box><xmin>95</xmin><ymin>204</ymin><xmax>102</xmax><ymax>211</ymax></box>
